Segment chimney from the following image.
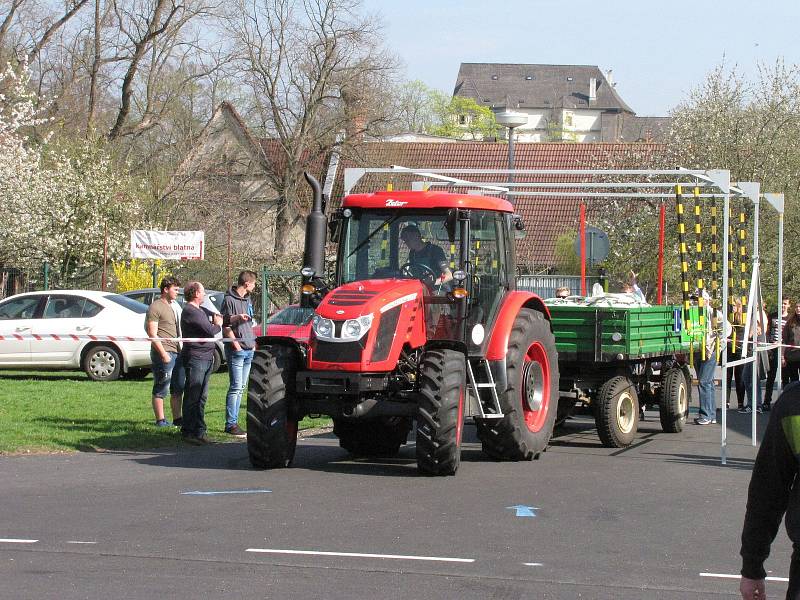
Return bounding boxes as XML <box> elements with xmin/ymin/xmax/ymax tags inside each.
<box><xmin>589</xmin><ymin>77</ymin><xmax>597</xmax><ymax>103</ymax></box>
<box><xmin>606</xmin><ymin>69</ymin><xmax>615</xmax><ymax>88</ymax></box>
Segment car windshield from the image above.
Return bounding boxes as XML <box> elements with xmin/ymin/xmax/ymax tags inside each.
<box><xmin>107</xmin><ymin>294</ymin><xmax>148</xmax><ymax>314</ymax></box>
<box><xmin>268</xmin><ymin>306</ymin><xmax>314</xmax><ymax>325</ymax></box>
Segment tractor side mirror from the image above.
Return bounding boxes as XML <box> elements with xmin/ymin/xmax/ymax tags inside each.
<box><xmin>445</xmin><ymin>208</ymin><xmax>458</xmax><ymax>242</ymax></box>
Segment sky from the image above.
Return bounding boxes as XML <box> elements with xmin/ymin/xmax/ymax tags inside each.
<box><xmin>362</xmin><ymin>0</ymin><xmax>800</xmax><ymax>116</ymax></box>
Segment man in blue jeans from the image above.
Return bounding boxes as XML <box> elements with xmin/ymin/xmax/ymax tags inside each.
<box><xmin>694</xmin><ymin>292</ymin><xmax>732</xmax><ymax>425</ymax></box>
<box><xmin>221</xmin><ymin>270</ymin><xmax>257</xmax><ymax>437</ymax></box>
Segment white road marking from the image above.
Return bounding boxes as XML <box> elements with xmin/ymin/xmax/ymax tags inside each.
<box><xmin>246</xmin><ymin>548</ymin><xmax>474</xmax><ymax>563</ymax></box>
<box><xmin>66</xmin><ymin>541</ymin><xmax>97</xmax><ymax>545</ymax></box>
<box><xmin>523</xmin><ymin>562</ymin><xmax>544</xmax><ymax>567</ymax></box>
<box><xmin>0</xmin><ymin>539</ymin><xmax>37</xmax><ymax>544</ymax></box>
<box><xmin>700</xmin><ymin>573</ymin><xmax>789</xmax><ymax>582</ymax></box>
<box><xmin>181</xmin><ymin>489</ymin><xmax>272</xmax><ymax>496</ymax></box>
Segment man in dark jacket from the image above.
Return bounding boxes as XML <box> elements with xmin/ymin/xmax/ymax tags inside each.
<box><xmin>180</xmin><ymin>281</ymin><xmax>222</xmax><ymax>445</ymax></box>
<box><xmin>221</xmin><ymin>270</ymin><xmax>256</xmax><ymax>437</ymax></box>
<box><xmin>740</xmin><ymin>382</ymin><xmax>800</xmax><ymax>599</ymax></box>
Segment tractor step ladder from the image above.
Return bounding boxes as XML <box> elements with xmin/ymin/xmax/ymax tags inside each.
<box><xmin>467</xmin><ymin>359</ymin><xmax>504</xmax><ymax>419</ymax></box>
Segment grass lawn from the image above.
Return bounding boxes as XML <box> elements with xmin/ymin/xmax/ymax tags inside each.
<box><xmin>0</xmin><ymin>370</ymin><xmax>330</xmax><ymax>454</ymax></box>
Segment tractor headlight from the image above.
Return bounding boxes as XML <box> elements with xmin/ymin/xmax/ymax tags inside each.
<box><xmin>312</xmin><ymin>315</ymin><xmax>334</xmax><ymax>339</ymax></box>
<box><xmin>342</xmin><ymin>314</ymin><xmax>373</xmax><ymax>341</ymax></box>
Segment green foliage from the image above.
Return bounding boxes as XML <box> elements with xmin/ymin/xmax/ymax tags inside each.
<box><xmin>554</xmin><ymin>231</ymin><xmax>581</xmax><ymax>274</ymax></box>
<box><xmin>427</xmin><ymin>91</ymin><xmax>499</xmax><ymax>140</ymax></box>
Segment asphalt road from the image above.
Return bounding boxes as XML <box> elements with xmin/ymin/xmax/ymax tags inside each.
<box><xmin>0</xmin><ymin>407</ymin><xmax>785</xmax><ymax>599</ymax></box>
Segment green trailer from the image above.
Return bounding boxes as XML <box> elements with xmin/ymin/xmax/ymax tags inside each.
<box><xmin>545</xmin><ymin>300</ymin><xmax>703</xmax><ymax>447</ymax></box>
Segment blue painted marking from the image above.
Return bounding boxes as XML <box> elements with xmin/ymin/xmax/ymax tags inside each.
<box><xmin>181</xmin><ymin>489</ymin><xmax>272</xmax><ymax>496</ymax></box>
<box><xmin>506</xmin><ymin>505</ymin><xmax>539</xmax><ymax>518</ymax></box>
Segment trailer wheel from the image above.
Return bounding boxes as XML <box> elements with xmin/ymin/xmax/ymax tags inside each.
<box><xmin>659</xmin><ymin>367</ymin><xmax>688</xmax><ymax>433</ymax></box>
<box><xmin>476</xmin><ymin>308</ymin><xmax>559</xmax><ymax>460</ymax></box>
<box><xmin>595</xmin><ymin>375</ymin><xmax>639</xmax><ymax>448</ymax></box>
<box><xmin>333</xmin><ymin>417</ymin><xmax>411</xmax><ymax>457</ymax></box>
<box><xmin>416</xmin><ymin>348</ymin><xmax>466</xmax><ymax>476</ymax></box>
<box><xmin>246</xmin><ymin>346</ymin><xmax>299</xmax><ymax>469</ymax></box>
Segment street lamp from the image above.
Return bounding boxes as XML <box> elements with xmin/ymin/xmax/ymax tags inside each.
<box><xmin>493</xmin><ymin>108</ymin><xmax>528</xmax><ymax>185</ymax></box>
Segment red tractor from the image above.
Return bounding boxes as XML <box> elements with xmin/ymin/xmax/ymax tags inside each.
<box><xmin>247</xmin><ymin>174</ymin><xmax>559</xmax><ymax>475</ymax></box>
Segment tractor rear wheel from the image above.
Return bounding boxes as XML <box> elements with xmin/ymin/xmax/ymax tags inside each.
<box><xmin>595</xmin><ymin>375</ymin><xmax>639</xmax><ymax>448</ymax></box>
<box><xmin>476</xmin><ymin>308</ymin><xmax>559</xmax><ymax>460</ymax></box>
<box><xmin>333</xmin><ymin>417</ymin><xmax>411</xmax><ymax>457</ymax></box>
<box><xmin>246</xmin><ymin>346</ymin><xmax>299</xmax><ymax>469</ymax></box>
<box><xmin>659</xmin><ymin>367</ymin><xmax>688</xmax><ymax>433</ymax></box>
<box><xmin>416</xmin><ymin>348</ymin><xmax>466</xmax><ymax>476</ymax></box>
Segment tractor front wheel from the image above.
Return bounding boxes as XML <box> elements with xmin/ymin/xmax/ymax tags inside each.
<box><xmin>476</xmin><ymin>308</ymin><xmax>559</xmax><ymax>460</ymax></box>
<box><xmin>416</xmin><ymin>349</ymin><xmax>466</xmax><ymax>476</ymax></box>
<box><xmin>246</xmin><ymin>346</ymin><xmax>299</xmax><ymax>469</ymax></box>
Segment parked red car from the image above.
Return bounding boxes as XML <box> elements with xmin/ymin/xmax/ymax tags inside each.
<box><xmin>253</xmin><ymin>304</ymin><xmax>313</xmax><ymax>340</ymax></box>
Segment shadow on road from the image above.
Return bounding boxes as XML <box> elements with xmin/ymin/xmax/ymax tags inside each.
<box><xmin>642</xmin><ymin>450</ymin><xmax>755</xmax><ymax>470</ymax></box>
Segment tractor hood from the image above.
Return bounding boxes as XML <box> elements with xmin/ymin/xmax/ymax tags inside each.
<box><xmin>315</xmin><ymin>279</ymin><xmax>424</xmax><ymax>322</ymax></box>
<box><xmin>308</xmin><ymin>278</ymin><xmax>427</xmax><ymax>370</ymax></box>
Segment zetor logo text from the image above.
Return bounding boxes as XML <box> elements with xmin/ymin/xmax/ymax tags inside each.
<box><xmin>385</xmin><ymin>199</ymin><xmax>407</xmax><ymax>207</ymax></box>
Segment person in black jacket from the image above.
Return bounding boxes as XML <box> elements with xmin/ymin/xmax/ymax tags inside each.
<box><xmin>740</xmin><ymin>382</ymin><xmax>800</xmax><ymax>599</ymax></box>
<box><xmin>180</xmin><ymin>281</ymin><xmax>222</xmax><ymax>445</ymax></box>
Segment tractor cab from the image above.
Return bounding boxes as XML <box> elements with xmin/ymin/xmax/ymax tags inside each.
<box><xmin>325</xmin><ymin>190</ymin><xmax>519</xmax><ymax>353</ymax></box>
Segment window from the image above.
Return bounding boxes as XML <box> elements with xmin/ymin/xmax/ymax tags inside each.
<box><xmin>268</xmin><ymin>306</ymin><xmax>314</xmax><ymax>325</ymax></box>
<box><xmin>0</xmin><ymin>296</ymin><xmax>41</xmax><ymax>320</ymax></box>
<box><xmin>106</xmin><ymin>294</ymin><xmax>148</xmax><ymax>314</ymax></box>
<box><xmin>457</xmin><ymin>114</ymin><xmax>467</xmax><ymax>125</ymax></box>
<box><xmin>125</xmin><ymin>292</ymin><xmax>151</xmax><ymax>305</ymax></box>
<box><xmin>44</xmin><ymin>295</ymin><xmax>104</xmax><ymax>319</ymax></box>
<box><xmin>566</xmin><ymin>76</ymin><xmax>573</xmax><ymax>82</ymax></box>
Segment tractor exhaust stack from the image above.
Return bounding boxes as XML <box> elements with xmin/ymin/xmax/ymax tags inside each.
<box><xmin>302</xmin><ymin>172</ymin><xmax>326</xmax><ymax>279</ymax></box>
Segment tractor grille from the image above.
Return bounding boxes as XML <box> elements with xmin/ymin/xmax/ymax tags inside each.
<box><xmin>313</xmin><ymin>340</ymin><xmax>364</xmax><ymax>363</ymax></box>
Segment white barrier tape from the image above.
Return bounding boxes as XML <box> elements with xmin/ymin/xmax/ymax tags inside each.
<box><xmin>0</xmin><ymin>334</ymin><xmax>249</xmax><ymax>343</ymax></box>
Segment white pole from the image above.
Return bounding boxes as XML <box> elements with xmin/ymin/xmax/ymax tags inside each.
<box><xmin>717</xmin><ymin>171</ymin><xmax>731</xmax><ymax>465</ymax></box>
<box><xmin>778</xmin><ymin>212</ymin><xmax>784</xmax><ymax>394</ymax></box>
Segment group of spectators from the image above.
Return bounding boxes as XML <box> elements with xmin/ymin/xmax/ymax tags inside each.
<box><xmin>722</xmin><ymin>296</ymin><xmax>800</xmax><ymax>415</ymax></box>
<box><xmin>145</xmin><ymin>271</ymin><xmax>257</xmax><ymax>445</ymax></box>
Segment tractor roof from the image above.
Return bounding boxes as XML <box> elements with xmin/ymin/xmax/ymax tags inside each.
<box><xmin>342</xmin><ymin>190</ymin><xmax>514</xmax><ymax>213</ymax></box>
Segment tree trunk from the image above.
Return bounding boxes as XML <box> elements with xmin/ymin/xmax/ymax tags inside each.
<box><xmin>273</xmin><ymin>195</ymin><xmax>299</xmax><ymax>257</ymax></box>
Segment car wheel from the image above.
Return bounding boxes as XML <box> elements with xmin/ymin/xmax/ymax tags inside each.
<box><xmin>83</xmin><ymin>345</ymin><xmax>122</xmax><ymax>382</ymax></box>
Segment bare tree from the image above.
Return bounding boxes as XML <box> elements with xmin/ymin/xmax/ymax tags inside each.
<box><xmin>227</xmin><ymin>0</ymin><xmax>397</xmax><ymax>256</ymax></box>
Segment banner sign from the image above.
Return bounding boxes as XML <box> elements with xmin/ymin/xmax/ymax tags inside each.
<box><xmin>131</xmin><ymin>230</ymin><xmax>204</xmax><ymax>260</ymax></box>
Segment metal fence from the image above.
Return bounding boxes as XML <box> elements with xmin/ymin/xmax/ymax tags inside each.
<box><xmin>516</xmin><ymin>274</ymin><xmax>606</xmax><ymax>299</ymax></box>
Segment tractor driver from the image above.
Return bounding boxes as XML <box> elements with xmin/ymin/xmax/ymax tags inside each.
<box><xmin>400</xmin><ymin>225</ymin><xmax>453</xmax><ymax>290</ymax></box>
